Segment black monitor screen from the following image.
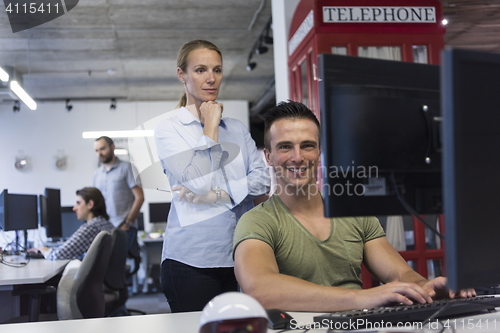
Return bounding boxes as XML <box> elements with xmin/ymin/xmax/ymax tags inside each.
<box><xmin>0</xmin><ymin>189</ymin><xmax>6</xmax><ymax>230</ymax></box>
<box><xmin>41</xmin><ymin>188</ymin><xmax>62</xmax><ymax>240</ymax></box>
<box><xmin>149</xmin><ymin>202</ymin><xmax>170</xmax><ymax>223</ymax></box>
<box><xmin>318</xmin><ymin>54</ymin><xmax>442</xmax><ymax>218</ymax></box>
<box><xmin>442</xmin><ymin>48</ymin><xmax>500</xmax><ymax>291</ymax></box>
<box><xmin>39</xmin><ymin>194</ymin><xmax>47</xmax><ymax>226</ymax></box>
<box><xmin>61</xmin><ymin>206</ymin><xmax>84</xmax><ymax>239</ymax></box>
<box><xmin>0</xmin><ymin>189</ymin><xmax>38</xmax><ymax>231</ymax></box>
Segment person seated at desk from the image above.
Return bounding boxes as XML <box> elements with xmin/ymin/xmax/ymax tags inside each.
<box><xmin>233</xmin><ymin>101</ymin><xmax>475</xmax><ymax>312</ymax></box>
<box><xmin>31</xmin><ymin>187</ymin><xmax>114</xmax><ymax>260</ymax></box>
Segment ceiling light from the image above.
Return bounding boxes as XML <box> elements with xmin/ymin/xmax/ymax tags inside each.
<box><xmin>255</xmin><ymin>45</ymin><xmax>268</xmax><ymax>55</ymax></box>
<box><xmin>82</xmin><ymin>130</ymin><xmax>154</xmax><ymax>139</ymax></box>
<box><xmin>246</xmin><ymin>62</ymin><xmax>257</xmax><ymax>71</ymax></box>
<box><xmin>114</xmin><ymin>148</ymin><xmax>129</xmax><ymax>156</ymax></box>
<box><xmin>0</xmin><ymin>67</ymin><xmax>9</xmax><ymax>82</ymax></box>
<box><xmin>10</xmin><ymin>81</ymin><xmax>36</xmax><ymax>110</ymax></box>
<box><xmin>263</xmin><ymin>36</ymin><xmax>273</xmax><ymax>44</ymax></box>
<box><xmin>66</xmin><ymin>99</ymin><xmax>73</xmax><ymax>111</ymax></box>
<box><xmin>245</xmin><ymin>16</ymin><xmax>272</xmax><ymax>71</ymax></box>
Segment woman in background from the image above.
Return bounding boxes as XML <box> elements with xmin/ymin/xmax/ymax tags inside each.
<box><xmin>154</xmin><ymin>40</ymin><xmax>270</xmax><ymax>312</ymax></box>
<box><xmin>35</xmin><ymin>187</ymin><xmax>114</xmax><ymax>260</ymax></box>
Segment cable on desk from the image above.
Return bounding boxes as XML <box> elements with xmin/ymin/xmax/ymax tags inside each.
<box><xmin>0</xmin><ymin>228</ymin><xmax>15</xmax><ymax>245</ymax></box>
<box><xmin>389</xmin><ymin>172</ymin><xmax>444</xmax><ymax>240</ymax></box>
<box><xmin>1</xmin><ymin>241</ymin><xmax>30</xmax><ymax>267</ymax></box>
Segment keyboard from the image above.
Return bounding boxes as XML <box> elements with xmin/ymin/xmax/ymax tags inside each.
<box><xmin>314</xmin><ymin>295</ymin><xmax>500</xmax><ymax>331</ymax></box>
<box><xmin>25</xmin><ymin>251</ymin><xmax>45</xmax><ymax>259</ymax></box>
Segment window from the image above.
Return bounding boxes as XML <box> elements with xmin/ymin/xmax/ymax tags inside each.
<box><xmin>358</xmin><ymin>46</ymin><xmax>401</xmax><ymax>61</ymax></box>
<box><xmin>331</xmin><ymin>46</ymin><xmax>347</xmax><ymax>55</ymax></box>
<box><xmin>300</xmin><ymin>59</ymin><xmax>309</xmax><ymax>107</ymax></box>
<box><xmin>413</xmin><ymin>45</ymin><xmax>429</xmax><ymax>64</ymax></box>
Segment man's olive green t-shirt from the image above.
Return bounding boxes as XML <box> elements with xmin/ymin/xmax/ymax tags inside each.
<box><xmin>233</xmin><ymin>194</ymin><xmax>386</xmax><ymax>289</ymax></box>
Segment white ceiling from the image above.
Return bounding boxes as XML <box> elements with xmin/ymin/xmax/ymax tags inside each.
<box><xmin>1</xmin><ymin>0</ymin><xmax>499</xmax><ymax>114</ymax></box>
<box><xmin>0</xmin><ymin>0</ymin><xmax>275</xmax><ymax>106</ymax></box>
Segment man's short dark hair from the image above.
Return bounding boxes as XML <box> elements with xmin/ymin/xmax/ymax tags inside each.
<box><xmin>95</xmin><ymin>136</ymin><xmax>114</xmax><ymax>146</ymax></box>
<box><xmin>263</xmin><ymin>100</ymin><xmax>320</xmax><ymax>150</ymax></box>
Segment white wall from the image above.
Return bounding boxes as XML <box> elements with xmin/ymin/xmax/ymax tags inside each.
<box><xmin>0</xmin><ymin>100</ymin><xmax>249</xmax><ymax>238</ymax></box>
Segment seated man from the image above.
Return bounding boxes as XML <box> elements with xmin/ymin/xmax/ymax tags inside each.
<box><xmin>33</xmin><ymin>187</ymin><xmax>115</xmax><ymax>260</ymax></box>
<box><xmin>233</xmin><ymin>101</ymin><xmax>474</xmax><ymax>312</ymax></box>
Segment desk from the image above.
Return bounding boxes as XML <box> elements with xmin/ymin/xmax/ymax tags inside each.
<box><xmin>140</xmin><ymin>237</ymin><xmax>163</xmax><ymax>293</ymax></box>
<box><xmin>0</xmin><ymin>259</ymin><xmax>69</xmax><ymax>323</ymax></box>
<box><xmin>1</xmin><ymin>310</ymin><xmax>500</xmax><ymax>333</ymax></box>
<box><xmin>0</xmin><ymin>259</ymin><xmax>70</xmax><ymax>286</ymax></box>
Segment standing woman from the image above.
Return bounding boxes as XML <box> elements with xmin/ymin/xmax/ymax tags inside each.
<box><xmin>154</xmin><ymin>40</ymin><xmax>270</xmax><ymax>312</ymax></box>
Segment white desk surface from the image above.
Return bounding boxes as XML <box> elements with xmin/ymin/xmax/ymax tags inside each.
<box><xmin>141</xmin><ymin>236</ymin><xmax>163</xmax><ymax>243</ymax></box>
<box><xmin>2</xmin><ymin>310</ymin><xmax>500</xmax><ymax>333</ymax></box>
<box><xmin>0</xmin><ymin>259</ymin><xmax>70</xmax><ymax>286</ymax></box>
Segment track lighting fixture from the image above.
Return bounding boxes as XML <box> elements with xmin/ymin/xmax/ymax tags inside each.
<box><xmin>13</xmin><ymin>100</ymin><xmax>20</xmax><ymax>112</ymax></box>
<box><xmin>263</xmin><ymin>35</ymin><xmax>273</xmax><ymax>44</ymax></box>
<box><xmin>246</xmin><ymin>62</ymin><xmax>257</xmax><ymax>72</ymax></box>
<box><xmin>245</xmin><ymin>17</ymin><xmax>273</xmax><ymax>71</ymax></box>
<box><xmin>110</xmin><ymin>98</ymin><xmax>117</xmax><ymax>110</ymax></box>
<box><xmin>66</xmin><ymin>99</ymin><xmax>73</xmax><ymax>111</ymax></box>
<box><xmin>255</xmin><ymin>44</ymin><xmax>268</xmax><ymax>55</ymax></box>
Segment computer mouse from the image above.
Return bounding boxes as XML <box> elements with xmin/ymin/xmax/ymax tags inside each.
<box><xmin>266</xmin><ymin>308</ymin><xmax>294</xmax><ymax>330</ymax></box>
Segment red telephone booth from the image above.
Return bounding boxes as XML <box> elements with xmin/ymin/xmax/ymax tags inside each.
<box><xmin>288</xmin><ymin>0</ymin><xmax>445</xmax><ymax>117</ymax></box>
<box><xmin>288</xmin><ymin>0</ymin><xmax>446</xmax><ymax>287</ymax></box>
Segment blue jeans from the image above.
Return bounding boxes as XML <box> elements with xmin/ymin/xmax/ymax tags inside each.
<box><xmin>160</xmin><ymin>259</ymin><xmax>238</xmax><ymax>313</ymax></box>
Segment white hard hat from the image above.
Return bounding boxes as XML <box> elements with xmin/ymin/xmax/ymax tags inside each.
<box><xmin>199</xmin><ymin>292</ymin><xmax>269</xmax><ymax>333</ymax></box>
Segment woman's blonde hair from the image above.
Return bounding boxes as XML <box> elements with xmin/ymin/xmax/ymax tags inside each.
<box><xmin>176</xmin><ymin>40</ymin><xmax>223</xmax><ymax>108</ymax></box>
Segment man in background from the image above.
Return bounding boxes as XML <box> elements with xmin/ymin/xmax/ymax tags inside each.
<box><xmin>93</xmin><ymin>136</ymin><xmax>144</xmax><ymax>230</ymax></box>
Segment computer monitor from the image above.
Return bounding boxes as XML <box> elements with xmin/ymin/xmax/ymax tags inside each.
<box><xmin>0</xmin><ymin>189</ymin><xmax>38</xmax><ymax>231</ymax></box>
<box><xmin>149</xmin><ymin>202</ymin><xmax>170</xmax><ymax>223</ymax></box>
<box><xmin>318</xmin><ymin>54</ymin><xmax>442</xmax><ymax>218</ymax></box>
<box><xmin>137</xmin><ymin>212</ymin><xmax>145</xmax><ymax>231</ymax></box>
<box><xmin>442</xmin><ymin>48</ymin><xmax>500</xmax><ymax>291</ymax></box>
<box><xmin>60</xmin><ymin>206</ymin><xmax>84</xmax><ymax>239</ymax></box>
<box><xmin>39</xmin><ymin>188</ymin><xmax>63</xmax><ymax>240</ymax></box>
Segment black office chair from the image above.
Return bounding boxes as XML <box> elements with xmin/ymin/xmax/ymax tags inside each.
<box><xmin>125</xmin><ymin>225</ymin><xmax>142</xmax><ymax>290</ymax></box>
<box><xmin>103</xmin><ymin>228</ymin><xmax>129</xmax><ymax>316</ymax></box>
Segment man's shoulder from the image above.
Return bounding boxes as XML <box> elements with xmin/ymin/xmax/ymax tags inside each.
<box><xmin>238</xmin><ymin>195</ymin><xmax>283</xmax><ymax>227</ymax></box>
<box><xmin>115</xmin><ymin>158</ymin><xmax>131</xmax><ymax>166</ymax></box>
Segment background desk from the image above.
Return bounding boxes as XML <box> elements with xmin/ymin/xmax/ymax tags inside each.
<box><xmin>2</xmin><ymin>310</ymin><xmax>500</xmax><ymax>333</ymax></box>
<box><xmin>0</xmin><ymin>259</ymin><xmax>69</xmax><ymax>323</ymax></box>
<box><xmin>139</xmin><ymin>237</ymin><xmax>163</xmax><ymax>293</ymax></box>
<box><xmin>0</xmin><ymin>259</ymin><xmax>69</xmax><ymax>286</ymax></box>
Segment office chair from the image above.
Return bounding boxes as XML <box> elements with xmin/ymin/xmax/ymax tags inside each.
<box><xmin>125</xmin><ymin>225</ymin><xmax>142</xmax><ymax>292</ymax></box>
<box><xmin>9</xmin><ymin>231</ymin><xmax>113</xmax><ymax>322</ymax></box>
<box><xmin>103</xmin><ymin>228</ymin><xmax>129</xmax><ymax>316</ymax></box>
<box><xmin>57</xmin><ymin>231</ymin><xmax>113</xmax><ymax>320</ymax></box>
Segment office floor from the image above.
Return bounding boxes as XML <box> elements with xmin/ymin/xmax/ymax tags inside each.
<box><xmin>126</xmin><ymin>291</ymin><xmax>171</xmax><ymax>315</ymax></box>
